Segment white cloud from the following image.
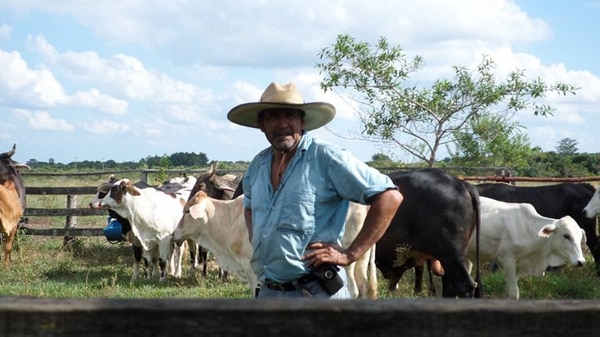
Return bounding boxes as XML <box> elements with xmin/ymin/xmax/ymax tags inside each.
<box><xmin>81</xmin><ymin>119</ymin><xmax>130</xmax><ymax>134</ymax></box>
<box><xmin>0</xmin><ymin>24</ymin><xmax>12</xmax><ymax>39</ymax></box>
<box><xmin>69</xmin><ymin>89</ymin><xmax>129</xmax><ymax>115</ymax></box>
<box><xmin>12</xmin><ymin>109</ymin><xmax>74</xmax><ymax>131</ymax></box>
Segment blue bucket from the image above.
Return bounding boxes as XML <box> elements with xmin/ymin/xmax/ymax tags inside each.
<box><xmin>103</xmin><ymin>218</ymin><xmax>125</xmax><ymax>243</ymax></box>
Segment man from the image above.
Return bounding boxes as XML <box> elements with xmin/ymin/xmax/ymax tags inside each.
<box><xmin>227</xmin><ymin>82</ymin><xmax>402</xmax><ymax>298</ymax></box>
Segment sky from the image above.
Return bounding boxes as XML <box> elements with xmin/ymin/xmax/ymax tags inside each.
<box><xmin>1</xmin><ymin>0</ymin><xmax>599</xmax><ymax>165</ymax></box>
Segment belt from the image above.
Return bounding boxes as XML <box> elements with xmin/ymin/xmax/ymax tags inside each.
<box><xmin>263</xmin><ymin>274</ymin><xmax>316</xmax><ymax>291</ymax></box>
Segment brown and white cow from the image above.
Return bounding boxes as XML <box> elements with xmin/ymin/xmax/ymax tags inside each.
<box><xmin>173</xmin><ymin>191</ymin><xmax>257</xmax><ymax>295</ymax></box>
<box><xmin>0</xmin><ymin>144</ymin><xmax>29</xmax><ymax>266</ymax></box>
<box><xmin>184</xmin><ymin>163</ymin><xmax>242</xmax><ymax>278</ymax></box>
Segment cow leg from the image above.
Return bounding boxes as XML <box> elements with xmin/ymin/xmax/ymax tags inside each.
<box><xmin>131</xmin><ymin>244</ymin><xmax>143</xmax><ymax>282</ymax></box>
<box><xmin>413</xmin><ymin>263</ymin><xmax>424</xmax><ymax>294</ymax></box>
<box><xmin>169</xmin><ymin>241</ymin><xmax>184</xmax><ymax>278</ymax></box>
<box><xmin>343</xmin><ymin>262</ymin><xmax>359</xmax><ymax>298</ymax></box>
<box><xmin>2</xmin><ymin>225</ymin><xmax>17</xmax><ymax>266</ymax></box>
<box><xmin>201</xmin><ymin>248</ymin><xmax>208</xmax><ymax>276</ymax></box>
<box><xmin>188</xmin><ymin>241</ymin><xmax>198</xmax><ymax>277</ymax></box>
<box><xmin>158</xmin><ymin>237</ymin><xmax>173</xmax><ymax>282</ymax></box>
<box><xmin>366</xmin><ymin>247</ymin><xmax>378</xmax><ymax>299</ymax></box>
<box><xmin>428</xmin><ymin>260</ymin><xmax>444</xmax><ymax>297</ymax></box>
<box><xmin>501</xmin><ymin>260</ymin><xmax>520</xmax><ymax>299</ymax></box>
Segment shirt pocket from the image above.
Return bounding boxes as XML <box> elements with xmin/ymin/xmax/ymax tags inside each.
<box><xmin>277</xmin><ymin>197</ymin><xmax>315</xmax><ymax>235</ymax></box>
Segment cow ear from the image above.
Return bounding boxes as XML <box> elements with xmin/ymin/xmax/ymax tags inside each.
<box><xmin>538</xmin><ymin>224</ymin><xmax>557</xmax><ymax>238</ymax></box>
<box><xmin>189</xmin><ymin>199</ymin><xmax>207</xmax><ymax>221</ymax></box>
<box><xmin>125</xmin><ymin>182</ymin><xmax>141</xmax><ymax>196</ymax></box>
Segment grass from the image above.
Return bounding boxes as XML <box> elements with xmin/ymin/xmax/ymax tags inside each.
<box><xmin>2</xmin><ymin>232</ymin><xmax>600</xmax><ymax>300</ymax></box>
<box><xmin>5</xmin><ymin>173</ymin><xmax>599</xmax><ymax>300</ymax></box>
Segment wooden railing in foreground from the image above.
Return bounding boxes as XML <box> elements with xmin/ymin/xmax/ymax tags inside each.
<box><xmin>1</xmin><ymin>297</ymin><xmax>599</xmax><ymax>337</ymax></box>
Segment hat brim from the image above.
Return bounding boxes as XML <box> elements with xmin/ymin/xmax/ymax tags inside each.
<box><xmin>227</xmin><ymin>102</ymin><xmax>335</xmax><ymax>131</ymax></box>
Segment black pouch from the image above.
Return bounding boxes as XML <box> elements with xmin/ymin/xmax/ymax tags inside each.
<box><xmin>310</xmin><ymin>264</ymin><xmax>344</xmax><ymax>295</ymax></box>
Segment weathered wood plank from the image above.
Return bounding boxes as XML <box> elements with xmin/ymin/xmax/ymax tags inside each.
<box><xmin>23</xmin><ymin>208</ymin><xmax>106</xmax><ymax>217</ymax></box>
<box><xmin>19</xmin><ymin>227</ymin><xmax>105</xmax><ymax>236</ymax></box>
<box><xmin>25</xmin><ymin>186</ymin><xmax>99</xmax><ymax>195</ymax></box>
<box><xmin>1</xmin><ymin>297</ymin><xmax>600</xmax><ymax>337</ymax></box>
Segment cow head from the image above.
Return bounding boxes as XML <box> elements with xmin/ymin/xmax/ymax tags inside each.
<box><xmin>539</xmin><ymin>216</ymin><xmax>586</xmax><ymax>267</ymax></box>
<box><xmin>100</xmin><ymin>178</ymin><xmax>141</xmax><ymax>209</ymax></box>
<box><xmin>188</xmin><ymin>162</ymin><xmax>241</xmax><ymax>201</ymax></box>
<box><xmin>0</xmin><ymin>144</ymin><xmax>30</xmax><ymax>211</ymax></box>
<box><xmin>583</xmin><ymin>187</ymin><xmax>600</xmax><ymax>219</ymax></box>
<box><xmin>173</xmin><ymin>191</ymin><xmax>210</xmax><ymax>244</ymax></box>
<box><xmin>89</xmin><ymin>175</ymin><xmax>118</xmax><ymax>209</ymax></box>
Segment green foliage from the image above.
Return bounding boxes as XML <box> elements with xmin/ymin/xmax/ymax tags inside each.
<box><xmin>366</xmin><ymin>152</ymin><xmax>404</xmax><ymax>168</ymax></box>
<box><xmin>556</xmin><ymin>137</ymin><xmax>579</xmax><ymax>155</ymax></box>
<box><xmin>518</xmin><ymin>151</ymin><xmax>600</xmax><ymax>177</ymax></box>
<box><xmin>450</xmin><ymin>113</ymin><xmax>534</xmax><ymax>171</ymax></box>
<box><xmin>26</xmin><ymin>151</ymin><xmax>216</xmax><ymax>171</ymax></box>
<box><xmin>317</xmin><ymin>34</ymin><xmax>579</xmax><ymax>167</ymax></box>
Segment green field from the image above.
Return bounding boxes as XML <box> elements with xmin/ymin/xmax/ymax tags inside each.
<box><xmin>2</xmin><ymin>174</ymin><xmax>599</xmax><ymax>300</ymax></box>
<box><xmin>1</xmin><ymin>232</ymin><xmax>599</xmax><ymax>299</ymax></box>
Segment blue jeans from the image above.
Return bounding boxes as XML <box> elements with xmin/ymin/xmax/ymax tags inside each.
<box><xmin>257</xmin><ymin>268</ymin><xmax>351</xmax><ymax>299</ymax></box>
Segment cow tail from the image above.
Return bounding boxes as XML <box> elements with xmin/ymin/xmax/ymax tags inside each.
<box><xmin>466</xmin><ymin>182</ymin><xmax>483</xmax><ymax>298</ymax></box>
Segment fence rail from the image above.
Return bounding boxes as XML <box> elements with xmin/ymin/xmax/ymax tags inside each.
<box><xmin>20</xmin><ymin>169</ymin><xmax>600</xmax><ymax>244</ymax></box>
<box><xmin>1</xmin><ymin>297</ymin><xmax>600</xmax><ymax>337</ymax></box>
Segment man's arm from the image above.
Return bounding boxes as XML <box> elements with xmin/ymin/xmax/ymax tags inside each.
<box><xmin>344</xmin><ymin>189</ymin><xmax>402</xmax><ymax>263</ymax></box>
<box><xmin>304</xmin><ymin>188</ymin><xmax>403</xmax><ymax>266</ymax></box>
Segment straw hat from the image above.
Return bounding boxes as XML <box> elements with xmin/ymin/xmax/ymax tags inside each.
<box><xmin>227</xmin><ymin>82</ymin><xmax>335</xmax><ymax>130</ymax></box>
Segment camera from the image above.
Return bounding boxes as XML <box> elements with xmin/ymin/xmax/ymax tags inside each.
<box><xmin>311</xmin><ymin>264</ymin><xmax>344</xmax><ymax>295</ymax></box>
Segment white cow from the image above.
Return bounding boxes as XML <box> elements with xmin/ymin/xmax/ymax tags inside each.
<box><xmin>172</xmin><ymin>191</ymin><xmax>258</xmax><ymax>296</ymax></box>
<box><xmin>100</xmin><ymin>178</ymin><xmax>190</xmax><ymax>282</ymax></box>
<box><xmin>342</xmin><ymin>202</ymin><xmax>378</xmax><ymax>299</ymax></box>
<box><xmin>467</xmin><ymin>196</ymin><xmax>586</xmax><ymax>299</ymax></box>
<box><xmin>583</xmin><ymin>185</ymin><xmax>600</xmax><ymax>218</ymax></box>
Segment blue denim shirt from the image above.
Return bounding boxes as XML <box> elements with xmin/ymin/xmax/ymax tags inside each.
<box><xmin>243</xmin><ymin>134</ymin><xmax>396</xmax><ymax>283</ymax></box>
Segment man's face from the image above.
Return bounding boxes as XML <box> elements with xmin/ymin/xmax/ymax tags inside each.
<box><xmin>258</xmin><ymin>108</ymin><xmax>305</xmax><ymax>153</ymax></box>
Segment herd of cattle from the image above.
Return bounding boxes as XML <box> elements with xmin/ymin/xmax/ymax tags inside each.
<box><xmin>1</xmin><ymin>144</ymin><xmax>600</xmax><ymax>300</ymax></box>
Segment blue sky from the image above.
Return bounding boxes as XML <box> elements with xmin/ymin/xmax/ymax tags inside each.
<box><xmin>1</xmin><ymin>0</ymin><xmax>599</xmax><ymax>165</ymax></box>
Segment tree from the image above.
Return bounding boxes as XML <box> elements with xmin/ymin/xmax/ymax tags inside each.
<box><xmin>366</xmin><ymin>152</ymin><xmax>402</xmax><ymax>168</ymax></box>
<box><xmin>317</xmin><ymin>34</ymin><xmax>579</xmax><ymax>167</ymax></box>
<box><xmin>451</xmin><ymin>114</ymin><xmax>533</xmax><ymax>171</ymax></box>
<box><xmin>556</xmin><ymin>137</ymin><xmax>579</xmax><ymax>155</ymax></box>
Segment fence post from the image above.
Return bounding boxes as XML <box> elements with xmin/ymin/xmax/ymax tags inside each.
<box><xmin>140</xmin><ymin>171</ymin><xmax>149</xmax><ymax>184</ymax></box>
<box><xmin>63</xmin><ymin>194</ymin><xmax>77</xmax><ymax>247</ymax></box>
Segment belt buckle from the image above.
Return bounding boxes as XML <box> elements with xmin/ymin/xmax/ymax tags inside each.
<box><xmin>270</xmin><ymin>281</ymin><xmax>286</xmax><ymax>291</ymax></box>
<box><xmin>266</xmin><ymin>280</ymin><xmax>288</xmax><ymax>291</ymax></box>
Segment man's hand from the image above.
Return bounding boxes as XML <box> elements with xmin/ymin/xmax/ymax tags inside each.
<box><xmin>302</xmin><ymin>242</ymin><xmax>351</xmax><ymax>267</ymax></box>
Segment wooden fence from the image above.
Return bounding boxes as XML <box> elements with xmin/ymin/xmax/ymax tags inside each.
<box><xmin>19</xmin><ymin>169</ymin><xmax>244</xmax><ymax>245</ymax></box>
<box><xmin>9</xmin><ymin>169</ymin><xmax>600</xmax><ymax>336</ymax></box>
<box><xmin>19</xmin><ymin>169</ymin><xmax>600</xmax><ymax>245</ymax></box>
<box><xmin>2</xmin><ymin>297</ymin><xmax>600</xmax><ymax>337</ymax></box>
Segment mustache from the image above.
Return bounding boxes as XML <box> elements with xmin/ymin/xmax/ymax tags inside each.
<box><xmin>272</xmin><ymin>130</ymin><xmax>292</xmax><ymax>138</ymax></box>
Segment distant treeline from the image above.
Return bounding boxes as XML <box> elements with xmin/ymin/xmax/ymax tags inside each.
<box><xmin>24</xmin><ymin>150</ymin><xmax>600</xmax><ymax>178</ymax></box>
<box><xmin>25</xmin><ymin>152</ymin><xmax>250</xmax><ymax>172</ymax></box>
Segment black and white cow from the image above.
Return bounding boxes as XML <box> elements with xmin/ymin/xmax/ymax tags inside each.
<box><xmin>376</xmin><ymin>168</ymin><xmax>481</xmax><ymax>298</ymax></box>
<box><xmin>476</xmin><ymin>182</ymin><xmax>600</xmax><ymax>275</ymax></box>
<box><xmin>90</xmin><ymin>176</ymin><xmax>152</xmax><ymax>280</ymax></box>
